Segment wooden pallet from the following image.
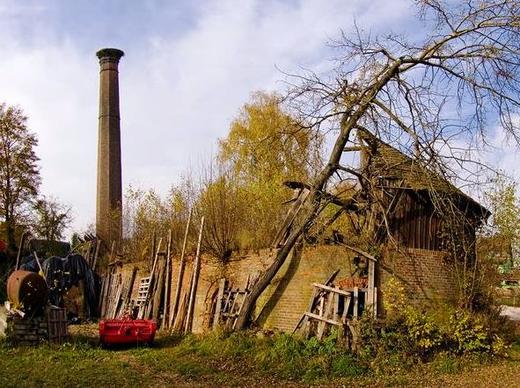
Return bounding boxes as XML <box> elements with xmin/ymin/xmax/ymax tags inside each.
<box><xmin>211</xmin><ymin>275</ymin><xmax>256</xmax><ymax>330</ymax></box>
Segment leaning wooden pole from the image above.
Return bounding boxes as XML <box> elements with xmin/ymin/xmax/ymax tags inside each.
<box><xmin>169</xmin><ymin>208</ymin><xmax>192</xmax><ymax>328</ymax></box>
<box><xmin>163</xmin><ymin>229</ymin><xmax>173</xmax><ymax>328</ymax></box>
<box><xmin>185</xmin><ymin>216</ymin><xmax>204</xmax><ymax>334</ymax></box>
<box><xmin>92</xmin><ymin>239</ymin><xmax>101</xmax><ymax>271</ymax></box>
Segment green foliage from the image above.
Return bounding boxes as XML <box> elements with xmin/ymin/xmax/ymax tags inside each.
<box><xmin>431</xmin><ymin>351</ymin><xmax>462</xmax><ymax>374</ymax></box>
<box><xmin>217</xmin><ymin>91</ymin><xmax>322</xmax><ymax>249</ymax></box>
<box><xmin>31</xmin><ymin>196</ymin><xmax>72</xmax><ymax>242</ymax></box>
<box><xmin>0</xmin><ymin>103</ymin><xmax>40</xmax><ymax>249</ymax></box>
<box><xmin>174</xmin><ymin>331</ymin><xmax>366</xmax><ymax>382</ymax></box>
<box><xmin>195</xmin><ymin>167</ymin><xmax>249</xmax><ymax>261</ymax></box>
<box><xmin>120</xmin><ymin>91</ymin><xmax>322</xmax><ymax>262</ymax></box>
<box><xmin>447</xmin><ymin>310</ymin><xmax>488</xmax><ymax>353</ymax></box>
<box><xmin>483</xmin><ymin>177</ymin><xmax>520</xmax><ymax>268</ymax></box>
<box><xmin>122</xmin><ymin>180</ymin><xmax>195</xmax><ymax>262</ymax></box>
<box><xmin>359</xmin><ymin>303</ymin><xmax>509</xmax><ymax>371</ymax></box>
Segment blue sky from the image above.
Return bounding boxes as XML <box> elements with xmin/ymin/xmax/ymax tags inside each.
<box><xmin>0</xmin><ymin>0</ymin><xmax>514</xmax><ymax>236</ymax></box>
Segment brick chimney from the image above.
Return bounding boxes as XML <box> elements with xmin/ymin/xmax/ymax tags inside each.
<box><xmin>96</xmin><ymin>48</ymin><xmax>124</xmax><ymax>247</ymax></box>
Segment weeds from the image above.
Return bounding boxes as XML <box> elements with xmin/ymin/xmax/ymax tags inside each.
<box><xmin>171</xmin><ymin>330</ymin><xmax>366</xmax><ymax>382</ymax></box>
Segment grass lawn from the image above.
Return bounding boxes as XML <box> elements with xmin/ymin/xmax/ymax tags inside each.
<box><xmin>0</xmin><ymin>324</ymin><xmax>518</xmax><ymax>387</ymax></box>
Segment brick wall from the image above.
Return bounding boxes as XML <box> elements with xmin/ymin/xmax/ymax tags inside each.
<box><xmin>189</xmin><ymin>245</ymin><xmax>356</xmax><ymax>333</ymax></box>
<box><xmin>379</xmin><ymin>246</ymin><xmax>457</xmax><ymax>312</ymax></box>
<box><xmin>120</xmin><ymin>244</ymin><xmax>457</xmax><ymax>333</ymax></box>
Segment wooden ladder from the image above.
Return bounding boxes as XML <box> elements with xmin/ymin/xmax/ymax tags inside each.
<box><xmin>136</xmin><ymin>276</ymin><xmax>151</xmax><ymax>317</ymax></box>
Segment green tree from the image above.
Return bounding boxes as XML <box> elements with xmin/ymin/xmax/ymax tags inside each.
<box><xmin>220</xmin><ymin>91</ymin><xmax>321</xmax><ymax>184</ymax></box>
<box><xmin>196</xmin><ymin>165</ymin><xmax>248</xmax><ymax>260</ymax></box>
<box><xmin>483</xmin><ymin>177</ymin><xmax>520</xmax><ymax>269</ymax></box>
<box><xmin>0</xmin><ymin>103</ymin><xmax>40</xmax><ymax>250</ymax></box>
<box><xmin>218</xmin><ymin>91</ymin><xmax>322</xmax><ymax>248</ymax></box>
<box><xmin>31</xmin><ymin>196</ymin><xmax>72</xmax><ymax>241</ymax></box>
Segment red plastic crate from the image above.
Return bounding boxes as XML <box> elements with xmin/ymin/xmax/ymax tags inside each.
<box><xmin>99</xmin><ymin>318</ymin><xmax>157</xmax><ymax>346</ymax></box>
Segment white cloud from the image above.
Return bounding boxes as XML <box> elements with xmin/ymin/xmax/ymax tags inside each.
<box><xmin>0</xmin><ymin>0</ymin><xmax>413</xmax><ymax>236</ymax></box>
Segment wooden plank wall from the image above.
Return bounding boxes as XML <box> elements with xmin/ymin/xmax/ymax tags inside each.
<box><xmin>388</xmin><ymin>190</ymin><xmax>442</xmax><ymax>251</ymax></box>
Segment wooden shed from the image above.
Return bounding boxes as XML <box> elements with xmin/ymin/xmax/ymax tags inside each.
<box><xmin>356</xmin><ymin>129</ymin><xmax>490</xmax><ymax>308</ymax></box>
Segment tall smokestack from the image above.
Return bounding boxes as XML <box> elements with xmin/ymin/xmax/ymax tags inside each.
<box><xmin>96</xmin><ymin>48</ymin><xmax>124</xmax><ymax>247</ymax></box>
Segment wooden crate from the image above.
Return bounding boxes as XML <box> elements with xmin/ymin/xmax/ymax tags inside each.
<box><xmin>47</xmin><ymin>307</ymin><xmax>68</xmax><ymax>344</ymax></box>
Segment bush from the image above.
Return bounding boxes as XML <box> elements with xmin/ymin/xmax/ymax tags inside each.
<box><xmin>444</xmin><ymin>310</ymin><xmax>492</xmax><ymax>354</ymax></box>
<box><xmin>359</xmin><ymin>304</ymin><xmax>510</xmax><ymax>369</ymax></box>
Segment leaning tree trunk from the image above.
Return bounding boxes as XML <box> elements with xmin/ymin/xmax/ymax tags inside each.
<box><xmin>234</xmin><ymin>60</ymin><xmax>404</xmax><ymax>330</ymax></box>
<box><xmin>234</xmin><ymin>121</ymin><xmax>354</xmax><ymax>329</ymax></box>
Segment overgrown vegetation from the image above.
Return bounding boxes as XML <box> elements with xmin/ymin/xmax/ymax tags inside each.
<box><xmin>361</xmin><ymin>277</ymin><xmax>513</xmax><ymax>374</ymax></box>
<box><xmin>0</xmin><ymin>325</ymin><xmax>518</xmax><ymax>387</ymax></box>
<box><xmin>120</xmin><ymin>91</ymin><xmax>322</xmax><ymax>262</ymax></box>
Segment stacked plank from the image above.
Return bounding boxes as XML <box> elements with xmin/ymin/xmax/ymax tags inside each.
<box><xmin>99</xmin><ymin>265</ymin><xmax>138</xmax><ymax>319</ymax></box>
<box><xmin>169</xmin><ymin>216</ymin><xmax>205</xmax><ymax>333</ymax></box>
<box><xmin>136</xmin><ymin>214</ymin><xmax>205</xmax><ymax>333</ymax></box>
<box><xmin>98</xmin><ymin>212</ymin><xmax>207</xmax><ymax>333</ymax></box>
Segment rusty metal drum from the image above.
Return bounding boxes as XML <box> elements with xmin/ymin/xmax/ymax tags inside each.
<box><xmin>7</xmin><ymin>270</ymin><xmax>48</xmax><ymax>310</ymax></box>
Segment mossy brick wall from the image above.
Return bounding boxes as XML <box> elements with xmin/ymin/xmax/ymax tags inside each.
<box><xmin>190</xmin><ymin>245</ymin><xmax>356</xmax><ymax>333</ymax></box>
<box><xmin>119</xmin><ymin>244</ymin><xmax>457</xmax><ymax>332</ymax></box>
<box><xmin>119</xmin><ymin>246</ymin><xmax>355</xmax><ymax>333</ymax></box>
<box><xmin>379</xmin><ymin>246</ymin><xmax>457</xmax><ymax>312</ymax></box>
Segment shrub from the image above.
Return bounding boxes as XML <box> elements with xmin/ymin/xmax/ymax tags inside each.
<box><xmin>444</xmin><ymin>310</ymin><xmax>491</xmax><ymax>354</ymax></box>
<box><xmin>359</xmin><ymin>303</ymin><xmax>510</xmax><ymax>368</ymax></box>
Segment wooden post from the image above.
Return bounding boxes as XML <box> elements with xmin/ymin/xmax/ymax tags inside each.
<box><xmin>170</xmin><ymin>208</ymin><xmax>192</xmax><ymax>327</ymax></box>
<box><xmin>213</xmin><ymin>278</ymin><xmax>226</xmax><ymax>330</ymax></box>
<box><xmin>92</xmin><ymin>239</ymin><xmax>101</xmax><ymax>271</ymax></box>
<box><xmin>353</xmin><ymin>287</ymin><xmax>359</xmax><ymax>318</ymax></box>
<box><xmin>15</xmin><ymin>232</ymin><xmax>29</xmax><ymax>271</ymax></box>
<box><xmin>373</xmin><ymin>286</ymin><xmax>378</xmax><ymax>318</ymax></box>
<box><xmin>163</xmin><ymin>229</ymin><xmax>173</xmax><ymax>328</ymax></box>
<box><xmin>367</xmin><ymin>259</ymin><xmax>375</xmax><ymax>317</ymax></box>
<box><xmin>151</xmin><ymin>259</ymin><xmax>165</xmax><ymax>322</ymax></box>
<box><xmin>185</xmin><ymin>216</ymin><xmax>204</xmax><ymax>334</ymax></box>
<box><xmin>121</xmin><ymin>267</ymin><xmax>138</xmax><ymax>316</ymax></box>
<box><xmin>110</xmin><ymin>240</ymin><xmax>116</xmax><ymax>262</ymax></box>
<box><xmin>150</xmin><ymin>230</ymin><xmax>157</xmax><ymax>270</ymax></box>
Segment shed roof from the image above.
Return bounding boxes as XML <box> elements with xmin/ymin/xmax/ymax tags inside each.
<box><xmin>358</xmin><ymin>129</ymin><xmax>490</xmax><ymax>219</ymax></box>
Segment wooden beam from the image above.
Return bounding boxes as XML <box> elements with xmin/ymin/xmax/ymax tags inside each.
<box><xmin>343</xmin><ymin>146</ymin><xmax>363</xmax><ymax>152</ymax></box>
<box><xmin>185</xmin><ymin>216</ymin><xmax>204</xmax><ymax>334</ymax></box>
<box><xmin>92</xmin><ymin>239</ymin><xmax>101</xmax><ymax>271</ymax></box>
<box><xmin>170</xmin><ymin>208</ymin><xmax>192</xmax><ymax>328</ymax></box>
<box><xmin>212</xmin><ymin>278</ymin><xmax>226</xmax><ymax>330</ymax></box>
<box><xmin>304</xmin><ymin>312</ymin><xmax>341</xmax><ymax>326</ymax></box>
<box><xmin>312</xmin><ymin>283</ymin><xmax>352</xmax><ymax>297</ymax></box>
<box><xmin>283</xmin><ymin>180</ymin><xmax>358</xmax><ymax>210</ymax></box>
<box><xmin>337</xmin><ymin>242</ymin><xmax>378</xmax><ymax>262</ymax></box>
<box><xmin>163</xmin><ymin>229</ymin><xmax>172</xmax><ymax>327</ymax></box>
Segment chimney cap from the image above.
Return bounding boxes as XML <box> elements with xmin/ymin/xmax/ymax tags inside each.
<box><xmin>96</xmin><ymin>48</ymin><xmax>125</xmax><ymax>60</ymax></box>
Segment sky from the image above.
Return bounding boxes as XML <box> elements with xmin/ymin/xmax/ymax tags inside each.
<box><xmin>0</xmin><ymin>0</ymin><xmax>515</xmax><ymax>236</ymax></box>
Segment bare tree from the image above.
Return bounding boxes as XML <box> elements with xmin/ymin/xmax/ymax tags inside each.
<box><xmin>196</xmin><ymin>163</ymin><xmax>247</xmax><ymax>261</ymax></box>
<box><xmin>236</xmin><ymin>0</ymin><xmax>520</xmax><ymax>329</ymax></box>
